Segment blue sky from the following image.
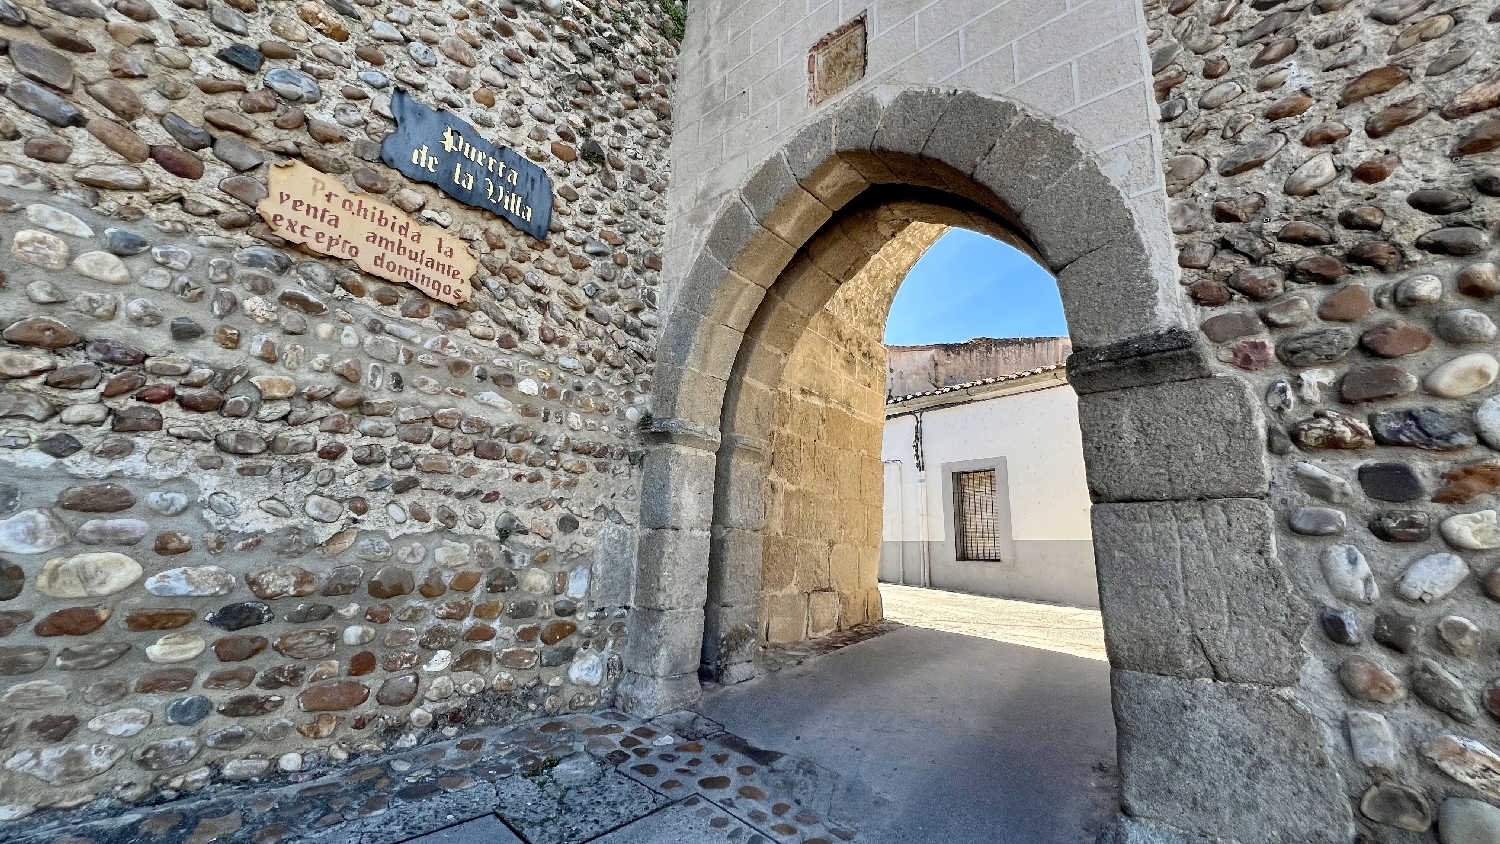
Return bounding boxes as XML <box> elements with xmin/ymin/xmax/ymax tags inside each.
<box><xmin>883</xmin><ymin>229</ymin><xmax>1068</xmax><ymax>345</ymax></box>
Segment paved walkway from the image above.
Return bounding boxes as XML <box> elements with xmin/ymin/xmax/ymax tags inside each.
<box><xmin>8</xmin><ymin>587</ymin><xmax>1115</xmax><ymax>844</ymax></box>
<box><xmin>702</xmin><ymin>585</ymin><xmax>1117</xmax><ymax>844</ymax></box>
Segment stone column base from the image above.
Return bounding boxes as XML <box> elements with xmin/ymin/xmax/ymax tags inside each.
<box><xmin>700</xmin><ymin>660</ymin><xmax>757</xmax><ymax>686</ymax></box>
<box><xmin>616</xmin><ymin>671</ymin><xmax>703</xmax><ymax>717</ymax></box>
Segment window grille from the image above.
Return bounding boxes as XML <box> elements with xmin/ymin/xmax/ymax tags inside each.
<box><xmin>954</xmin><ymin>469</ymin><xmax>1004</xmax><ymax>561</ymax></box>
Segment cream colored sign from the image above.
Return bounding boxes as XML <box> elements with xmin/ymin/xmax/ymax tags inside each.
<box><xmin>257</xmin><ymin>160</ymin><xmax>476</xmax><ymax>305</ymax></box>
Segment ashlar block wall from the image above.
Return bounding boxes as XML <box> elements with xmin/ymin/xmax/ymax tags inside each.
<box><xmin>665</xmin><ymin>0</ymin><xmax>1176</xmax><ymax>315</ymax></box>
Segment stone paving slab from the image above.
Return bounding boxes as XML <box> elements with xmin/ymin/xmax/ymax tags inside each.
<box><xmin>395</xmin><ymin>815</ymin><xmax>526</xmax><ymax>844</ymax></box>
<box><xmin>585</xmin><ymin>797</ymin><xmax>766</xmax><ymax>844</ymax></box>
<box><xmin>700</xmin><ymin>620</ymin><xmax>1119</xmax><ymax>844</ymax></box>
<box><xmin>308</xmin><ymin>777</ymin><xmax>506</xmax><ymax>844</ymax></box>
<box><xmin>492</xmin><ymin>759</ymin><xmax>667</xmax><ymax>844</ymax></box>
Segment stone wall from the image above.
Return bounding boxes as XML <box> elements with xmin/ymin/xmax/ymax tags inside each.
<box><xmin>886</xmin><ymin>335</ymin><xmax>1072</xmax><ymax>397</ymax></box>
<box><xmin>757</xmin><ymin>221</ymin><xmax>942</xmax><ymax>644</ymax></box>
<box><xmin>1154</xmin><ymin>0</ymin><xmax>1500</xmax><ymax>837</ymax></box>
<box><xmin>0</xmin><ymin>0</ymin><xmax>677</xmax><ymax>822</ymax></box>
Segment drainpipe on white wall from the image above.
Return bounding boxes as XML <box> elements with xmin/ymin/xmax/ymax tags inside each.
<box><xmin>914</xmin><ymin>413</ymin><xmax>931</xmax><ymax>589</ymax></box>
<box><xmin>916</xmin><ymin>473</ymin><xmax>931</xmax><ymax>588</ymax></box>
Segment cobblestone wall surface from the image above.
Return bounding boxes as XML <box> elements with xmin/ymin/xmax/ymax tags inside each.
<box><xmin>0</xmin><ymin>0</ymin><xmax>677</xmax><ymax>822</ymax></box>
<box><xmin>1153</xmin><ymin>0</ymin><xmax>1500</xmax><ymax>836</ymax></box>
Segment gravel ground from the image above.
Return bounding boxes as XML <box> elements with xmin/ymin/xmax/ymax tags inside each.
<box><xmin>878</xmin><ymin>583</ymin><xmax>1107</xmax><ymax>661</ymax></box>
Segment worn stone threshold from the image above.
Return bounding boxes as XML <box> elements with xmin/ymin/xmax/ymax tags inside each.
<box><xmin>3</xmin><ymin>708</ymin><xmax>883</xmax><ymax>844</ymax></box>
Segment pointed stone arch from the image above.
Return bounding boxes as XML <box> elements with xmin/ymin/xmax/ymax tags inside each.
<box><xmin>622</xmin><ymin>83</ymin><xmax>1350</xmax><ymax>844</ymax></box>
<box><xmin>624</xmin><ymin>85</ymin><xmax>1181</xmax><ymax>706</ymax></box>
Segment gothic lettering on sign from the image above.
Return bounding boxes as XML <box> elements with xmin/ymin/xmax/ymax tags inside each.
<box><xmin>256</xmin><ymin>160</ymin><xmax>477</xmax><ymax>305</ymax></box>
<box><xmin>381</xmin><ymin>89</ymin><xmax>555</xmax><ymax>242</ymax></box>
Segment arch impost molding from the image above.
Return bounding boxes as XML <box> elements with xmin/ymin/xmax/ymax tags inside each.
<box><xmin>721</xmin><ymin>433</ymin><xmax>770</xmax><ymax>462</ymax></box>
<box><xmin>1065</xmin><ymin>328</ymin><xmax>1213</xmax><ymax>396</ymax></box>
<box><xmin>642</xmin><ymin>415</ymin><xmax>720</xmax><ymax>451</ymax></box>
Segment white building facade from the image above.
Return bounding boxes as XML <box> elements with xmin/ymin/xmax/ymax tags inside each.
<box><xmin>880</xmin><ymin>365</ymin><xmax>1097</xmax><ymax>608</ymax></box>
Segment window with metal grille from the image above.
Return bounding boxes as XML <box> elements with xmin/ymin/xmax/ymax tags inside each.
<box><xmin>953</xmin><ymin>469</ymin><xmax>1004</xmax><ymax>561</ymax></box>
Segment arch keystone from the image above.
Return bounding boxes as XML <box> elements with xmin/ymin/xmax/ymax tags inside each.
<box><xmin>971</xmin><ymin>113</ymin><xmax>1092</xmax><ymax>221</ymax></box>
<box><xmin>920</xmin><ymin>93</ymin><xmax>1022</xmax><ymax>176</ymax></box>
<box><xmin>870</xmin><ymin>88</ymin><xmax>956</xmax><ymax>157</ymax></box>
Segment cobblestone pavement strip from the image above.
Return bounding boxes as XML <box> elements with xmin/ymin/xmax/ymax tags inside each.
<box><xmin>1</xmin><ymin>705</ymin><xmax>878</xmax><ymax>844</ymax></box>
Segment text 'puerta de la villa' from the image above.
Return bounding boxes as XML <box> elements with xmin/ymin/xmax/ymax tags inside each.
<box><xmin>257</xmin><ymin>88</ymin><xmax>555</xmax><ymax>306</ymax></box>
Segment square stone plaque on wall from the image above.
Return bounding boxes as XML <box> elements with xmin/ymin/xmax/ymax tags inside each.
<box><xmin>808</xmin><ymin>15</ymin><xmax>866</xmax><ymax>106</ymax></box>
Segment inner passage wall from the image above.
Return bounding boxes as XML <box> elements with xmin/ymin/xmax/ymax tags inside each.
<box><xmin>758</xmin><ymin>223</ymin><xmax>944</xmax><ymax>644</ymax></box>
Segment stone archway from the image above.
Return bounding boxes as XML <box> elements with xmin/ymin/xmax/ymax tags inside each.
<box><xmin>700</xmin><ymin>191</ymin><xmax>1048</xmax><ymax>683</ymax></box>
<box><xmin>624</xmin><ymin>85</ymin><xmax>1351</xmax><ymax>844</ymax></box>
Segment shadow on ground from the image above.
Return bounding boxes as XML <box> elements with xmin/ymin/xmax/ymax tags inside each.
<box><xmin>700</xmin><ymin>623</ymin><xmax>1119</xmax><ymax>844</ymax></box>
